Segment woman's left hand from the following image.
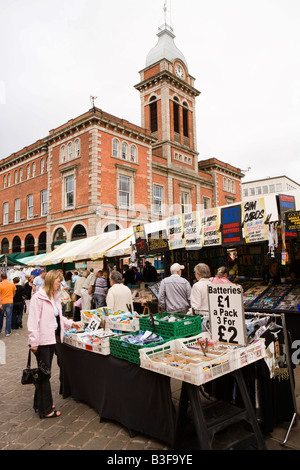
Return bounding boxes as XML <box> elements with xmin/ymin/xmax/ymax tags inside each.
<box><xmin>71</xmin><ymin>321</ymin><xmax>84</xmax><ymax>329</ymax></box>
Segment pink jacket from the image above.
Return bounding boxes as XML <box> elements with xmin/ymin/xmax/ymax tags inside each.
<box><xmin>27</xmin><ymin>288</ymin><xmax>73</xmax><ymax>347</ymax></box>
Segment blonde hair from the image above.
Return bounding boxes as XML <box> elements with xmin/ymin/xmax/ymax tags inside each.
<box><xmin>44</xmin><ymin>270</ymin><xmax>63</xmax><ymax>299</ymax></box>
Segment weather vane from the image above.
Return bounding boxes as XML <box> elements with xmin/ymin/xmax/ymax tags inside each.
<box><xmin>90</xmin><ymin>95</ymin><xmax>97</xmax><ymax>109</ymax></box>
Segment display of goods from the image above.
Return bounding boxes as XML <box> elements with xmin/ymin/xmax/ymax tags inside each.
<box><xmin>104</xmin><ymin>312</ymin><xmax>140</xmax><ymax>332</ymax></box>
<box><xmin>139</xmin><ymin>313</ymin><xmax>202</xmax><ymax>339</ymax></box>
<box><xmin>109</xmin><ymin>330</ymin><xmax>165</xmax><ymax>365</ymax></box>
<box><xmin>250</xmin><ymin>284</ymin><xmax>293</xmax><ymax>310</ymax></box>
<box><xmin>81</xmin><ymin>307</ymin><xmax>130</xmax><ymax>324</ymax></box>
<box><xmin>276</xmin><ymin>284</ymin><xmax>300</xmax><ymax>311</ymax></box>
<box><xmin>64</xmin><ymin>327</ymin><xmax>118</xmax><ymax>355</ymax></box>
<box><xmin>181</xmin><ymin>335</ymin><xmax>266</xmax><ymax>370</ymax></box>
<box><xmin>243</xmin><ymin>284</ymin><xmax>268</xmax><ymax>307</ymax></box>
<box><xmin>139</xmin><ymin>334</ymin><xmax>266</xmax><ymax>385</ymax></box>
<box><xmin>139</xmin><ymin>336</ymin><xmax>232</xmax><ymax>385</ymax></box>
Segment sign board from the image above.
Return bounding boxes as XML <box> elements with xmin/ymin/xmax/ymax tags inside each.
<box><xmin>147</xmin><ymin>230</ymin><xmax>169</xmax><ymax>254</ymax></box>
<box><xmin>242</xmin><ymin>198</ymin><xmax>269</xmax><ymax>244</ymax></box>
<box><xmin>167</xmin><ymin>214</ymin><xmax>185</xmax><ymax>250</ymax></box>
<box><xmin>200</xmin><ymin>207</ymin><xmax>221</xmax><ymax>247</ymax></box>
<box><xmin>285</xmin><ymin>210</ymin><xmax>300</xmax><ymax>234</ymax></box>
<box><xmin>183</xmin><ymin>211</ymin><xmax>203</xmax><ymax>250</ymax></box>
<box><xmin>208</xmin><ymin>284</ymin><xmax>246</xmax><ymax>346</ymax></box>
<box><xmin>133</xmin><ymin>224</ymin><xmax>149</xmax><ymax>256</ymax></box>
<box><xmin>88</xmin><ymin>314</ymin><xmax>101</xmax><ymax>331</ymax></box>
<box><xmin>220</xmin><ymin>205</ymin><xmax>244</xmax><ymax>246</ymax></box>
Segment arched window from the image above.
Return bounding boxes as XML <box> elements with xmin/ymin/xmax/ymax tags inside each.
<box><xmin>75</xmin><ymin>139</ymin><xmax>80</xmax><ymax>158</ymax></box>
<box><xmin>61</xmin><ymin>145</ymin><xmax>66</xmax><ymax>163</ymax></box>
<box><xmin>183</xmin><ymin>101</ymin><xmax>189</xmax><ymax>138</ymax></box>
<box><xmin>173</xmin><ymin>97</ymin><xmax>179</xmax><ymax>133</ymax></box>
<box><xmin>67</xmin><ymin>142</ymin><xmax>73</xmax><ymax>160</ymax></box>
<box><xmin>122</xmin><ymin>142</ymin><xmax>128</xmax><ymax>160</ymax></box>
<box><xmin>25</xmin><ymin>234</ymin><xmax>35</xmax><ymax>252</ymax></box>
<box><xmin>112</xmin><ymin>138</ymin><xmax>119</xmax><ymax>158</ymax></box>
<box><xmin>130</xmin><ymin>145</ymin><xmax>137</xmax><ymax>163</ymax></box>
<box><xmin>104</xmin><ymin>224</ymin><xmax>120</xmax><ymax>232</ymax></box>
<box><xmin>149</xmin><ymin>96</ymin><xmax>158</xmax><ymax>133</ymax></box>
<box><xmin>71</xmin><ymin>224</ymin><xmax>87</xmax><ymax>241</ymax></box>
<box><xmin>1</xmin><ymin>238</ymin><xmax>9</xmax><ymax>254</ymax></box>
<box><xmin>12</xmin><ymin>236</ymin><xmax>21</xmax><ymax>253</ymax></box>
<box><xmin>53</xmin><ymin>227</ymin><xmax>67</xmax><ymax>242</ymax></box>
<box><xmin>38</xmin><ymin>232</ymin><xmax>47</xmax><ymax>252</ymax></box>
<box><xmin>40</xmin><ymin>158</ymin><xmax>45</xmax><ymax>173</ymax></box>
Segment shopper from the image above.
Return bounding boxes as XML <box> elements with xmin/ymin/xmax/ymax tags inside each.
<box><xmin>123</xmin><ymin>265</ymin><xmax>135</xmax><ymax>287</ymax></box>
<box><xmin>23</xmin><ymin>275</ymin><xmax>34</xmax><ymax>313</ymax></box>
<box><xmin>32</xmin><ymin>269</ymin><xmax>46</xmax><ymax>294</ymax></box>
<box><xmin>142</xmin><ymin>261</ymin><xmax>158</xmax><ymax>283</ymax></box>
<box><xmin>94</xmin><ymin>270</ymin><xmax>108</xmax><ymax>308</ymax></box>
<box><xmin>81</xmin><ymin>269</ymin><xmax>96</xmax><ymax>310</ymax></box>
<box><xmin>209</xmin><ymin>266</ymin><xmax>232</xmax><ymax>284</ymax></box>
<box><xmin>73</xmin><ymin>271</ymin><xmax>87</xmax><ymax>321</ymax></box>
<box><xmin>158</xmin><ymin>263</ymin><xmax>191</xmax><ymax>314</ymax></box>
<box><xmin>27</xmin><ymin>269</ymin><xmax>82</xmax><ymax>419</ymax></box>
<box><xmin>0</xmin><ymin>272</ymin><xmax>16</xmax><ymax>337</ymax></box>
<box><xmin>106</xmin><ymin>270</ymin><xmax>133</xmax><ymax>312</ymax></box>
<box><xmin>263</xmin><ymin>260</ymin><xmax>282</xmax><ymax>285</ymax></box>
<box><xmin>190</xmin><ymin>263</ymin><xmax>212</xmax><ymax>315</ymax></box>
<box><xmin>12</xmin><ymin>277</ymin><xmax>25</xmax><ymax>329</ymax></box>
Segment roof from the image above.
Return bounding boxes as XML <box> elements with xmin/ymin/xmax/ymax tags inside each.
<box><xmin>145</xmin><ymin>27</ymin><xmax>188</xmax><ymax>69</ymax></box>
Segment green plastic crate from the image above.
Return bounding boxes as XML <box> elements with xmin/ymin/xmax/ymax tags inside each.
<box><xmin>139</xmin><ymin>313</ymin><xmax>202</xmax><ymax>339</ymax></box>
<box><xmin>109</xmin><ymin>331</ymin><xmax>166</xmax><ymax>365</ymax></box>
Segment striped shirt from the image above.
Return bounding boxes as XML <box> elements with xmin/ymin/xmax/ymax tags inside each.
<box><xmin>94</xmin><ymin>276</ymin><xmax>108</xmax><ymax>296</ymax></box>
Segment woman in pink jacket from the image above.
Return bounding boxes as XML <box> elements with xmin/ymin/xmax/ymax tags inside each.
<box><xmin>27</xmin><ymin>270</ymin><xmax>82</xmax><ymax>419</ymax></box>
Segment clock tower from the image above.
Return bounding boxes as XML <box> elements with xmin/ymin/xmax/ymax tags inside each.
<box><xmin>134</xmin><ymin>9</ymin><xmax>208</xmax><ymax>217</ymax></box>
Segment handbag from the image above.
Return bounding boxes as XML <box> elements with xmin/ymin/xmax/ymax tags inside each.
<box><xmin>21</xmin><ymin>349</ymin><xmax>51</xmax><ymax>385</ymax></box>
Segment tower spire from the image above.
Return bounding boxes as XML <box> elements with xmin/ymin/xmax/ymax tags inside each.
<box><xmin>158</xmin><ymin>0</ymin><xmax>173</xmax><ymax>33</ymax></box>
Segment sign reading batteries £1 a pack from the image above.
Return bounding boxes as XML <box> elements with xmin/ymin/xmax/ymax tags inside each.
<box><xmin>208</xmin><ymin>284</ymin><xmax>246</xmax><ymax>346</ymax></box>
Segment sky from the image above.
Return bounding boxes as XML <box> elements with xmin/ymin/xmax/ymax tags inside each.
<box><xmin>0</xmin><ymin>0</ymin><xmax>299</xmax><ymax>183</ymax></box>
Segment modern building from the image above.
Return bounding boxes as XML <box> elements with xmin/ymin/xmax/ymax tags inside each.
<box><xmin>0</xmin><ymin>14</ymin><xmax>243</xmax><ymax>258</ymax></box>
<box><xmin>242</xmin><ymin>176</ymin><xmax>300</xmax><ymax>201</ymax></box>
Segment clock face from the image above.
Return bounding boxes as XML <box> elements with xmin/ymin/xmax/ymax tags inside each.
<box><xmin>175</xmin><ymin>64</ymin><xmax>184</xmax><ymax>79</ymax></box>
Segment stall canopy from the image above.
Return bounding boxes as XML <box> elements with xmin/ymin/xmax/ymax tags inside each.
<box><xmin>27</xmin><ymin>227</ymin><xmax>135</xmax><ymax>266</ymax></box>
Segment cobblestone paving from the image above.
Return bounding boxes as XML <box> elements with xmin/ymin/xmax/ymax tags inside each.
<box><xmin>0</xmin><ymin>321</ymin><xmax>299</xmax><ymax>451</ymax></box>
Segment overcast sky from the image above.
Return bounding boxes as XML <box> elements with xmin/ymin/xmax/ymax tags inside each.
<box><xmin>0</xmin><ymin>0</ymin><xmax>299</xmax><ymax>184</ymax></box>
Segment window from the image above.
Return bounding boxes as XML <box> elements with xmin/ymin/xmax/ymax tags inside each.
<box><xmin>256</xmin><ymin>186</ymin><xmax>262</xmax><ymax>195</ymax></box>
<box><xmin>180</xmin><ymin>191</ymin><xmax>191</xmax><ymax>214</ymax></box>
<box><xmin>14</xmin><ymin>170</ymin><xmax>18</xmax><ymax>184</ymax></box>
<box><xmin>41</xmin><ymin>158</ymin><xmax>45</xmax><ymax>174</ymax></box>
<box><xmin>3</xmin><ymin>202</ymin><xmax>9</xmax><ymax>225</ymax></box>
<box><xmin>153</xmin><ymin>184</ymin><xmax>164</xmax><ymax>215</ymax></box>
<box><xmin>269</xmin><ymin>184</ymin><xmax>275</xmax><ymax>193</ymax></box>
<box><xmin>7</xmin><ymin>173</ymin><xmax>11</xmax><ymax>186</ymax></box>
<box><xmin>14</xmin><ymin>199</ymin><xmax>20</xmax><ymax>222</ymax></box>
<box><xmin>183</xmin><ymin>102</ymin><xmax>189</xmax><ymax>138</ymax></box>
<box><xmin>27</xmin><ymin>194</ymin><xmax>33</xmax><ymax>219</ymax></box>
<box><xmin>27</xmin><ymin>165</ymin><xmax>30</xmax><ymax>179</ymax></box>
<box><xmin>249</xmin><ymin>187</ymin><xmax>255</xmax><ymax>196</ymax></box>
<box><xmin>119</xmin><ymin>175</ymin><xmax>130</xmax><ymax>208</ymax></box>
<box><xmin>203</xmin><ymin>197</ymin><xmax>211</xmax><ymax>209</ymax></box>
<box><xmin>263</xmin><ymin>185</ymin><xmax>268</xmax><ymax>194</ymax></box>
<box><xmin>3</xmin><ymin>175</ymin><xmax>6</xmax><ymax>189</ymax></box>
<box><xmin>65</xmin><ymin>175</ymin><xmax>74</xmax><ymax>209</ymax></box>
<box><xmin>32</xmin><ymin>162</ymin><xmax>36</xmax><ymax>177</ymax></box>
<box><xmin>243</xmin><ymin>188</ymin><xmax>248</xmax><ymax>197</ymax></box>
<box><xmin>276</xmin><ymin>183</ymin><xmax>283</xmax><ymax>192</ymax></box>
<box><xmin>41</xmin><ymin>189</ymin><xmax>48</xmax><ymax>216</ymax></box>
<box><xmin>149</xmin><ymin>96</ymin><xmax>158</xmax><ymax>133</ymax></box>
<box><xmin>130</xmin><ymin>145</ymin><xmax>137</xmax><ymax>163</ymax></box>
<box><xmin>112</xmin><ymin>138</ymin><xmax>119</xmax><ymax>158</ymax></box>
<box><xmin>61</xmin><ymin>145</ymin><xmax>66</xmax><ymax>163</ymax></box>
<box><xmin>19</xmin><ymin>168</ymin><xmax>23</xmax><ymax>182</ymax></box>
<box><xmin>122</xmin><ymin>142</ymin><xmax>128</xmax><ymax>160</ymax></box>
<box><xmin>68</xmin><ymin>142</ymin><xmax>73</xmax><ymax>161</ymax></box>
<box><xmin>173</xmin><ymin>97</ymin><xmax>179</xmax><ymax>133</ymax></box>
<box><xmin>75</xmin><ymin>139</ymin><xmax>80</xmax><ymax>158</ymax></box>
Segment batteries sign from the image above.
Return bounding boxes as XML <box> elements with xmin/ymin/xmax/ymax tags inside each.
<box><xmin>208</xmin><ymin>284</ymin><xmax>246</xmax><ymax>346</ymax></box>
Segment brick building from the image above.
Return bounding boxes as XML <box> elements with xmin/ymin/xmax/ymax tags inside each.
<box><xmin>0</xmin><ymin>20</ymin><xmax>243</xmax><ymax>258</ymax></box>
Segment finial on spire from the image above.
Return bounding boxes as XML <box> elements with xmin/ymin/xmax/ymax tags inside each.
<box><xmin>158</xmin><ymin>0</ymin><xmax>173</xmax><ymax>33</ymax></box>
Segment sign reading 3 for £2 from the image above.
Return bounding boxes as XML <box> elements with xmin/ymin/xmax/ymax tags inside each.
<box><xmin>208</xmin><ymin>284</ymin><xmax>246</xmax><ymax>346</ymax></box>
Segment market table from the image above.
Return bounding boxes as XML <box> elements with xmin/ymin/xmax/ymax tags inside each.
<box><xmin>56</xmin><ymin>343</ymin><xmax>176</xmax><ymax>444</ymax></box>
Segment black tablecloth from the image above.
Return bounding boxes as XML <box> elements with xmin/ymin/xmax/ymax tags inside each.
<box><xmin>56</xmin><ymin>343</ymin><xmax>175</xmax><ymax>444</ymax></box>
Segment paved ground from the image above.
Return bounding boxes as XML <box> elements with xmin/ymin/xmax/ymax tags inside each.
<box><xmin>1</xmin><ymin>320</ymin><xmax>300</xmax><ymax>452</ymax></box>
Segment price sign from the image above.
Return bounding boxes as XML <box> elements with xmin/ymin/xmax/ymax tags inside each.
<box><xmin>208</xmin><ymin>284</ymin><xmax>246</xmax><ymax>346</ymax></box>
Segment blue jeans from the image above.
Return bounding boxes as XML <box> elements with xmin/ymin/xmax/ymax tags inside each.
<box><xmin>0</xmin><ymin>303</ymin><xmax>13</xmax><ymax>335</ymax></box>
<box><xmin>94</xmin><ymin>294</ymin><xmax>106</xmax><ymax>309</ymax></box>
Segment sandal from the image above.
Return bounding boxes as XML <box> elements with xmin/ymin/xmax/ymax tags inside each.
<box><xmin>40</xmin><ymin>410</ymin><xmax>61</xmax><ymax>419</ymax></box>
